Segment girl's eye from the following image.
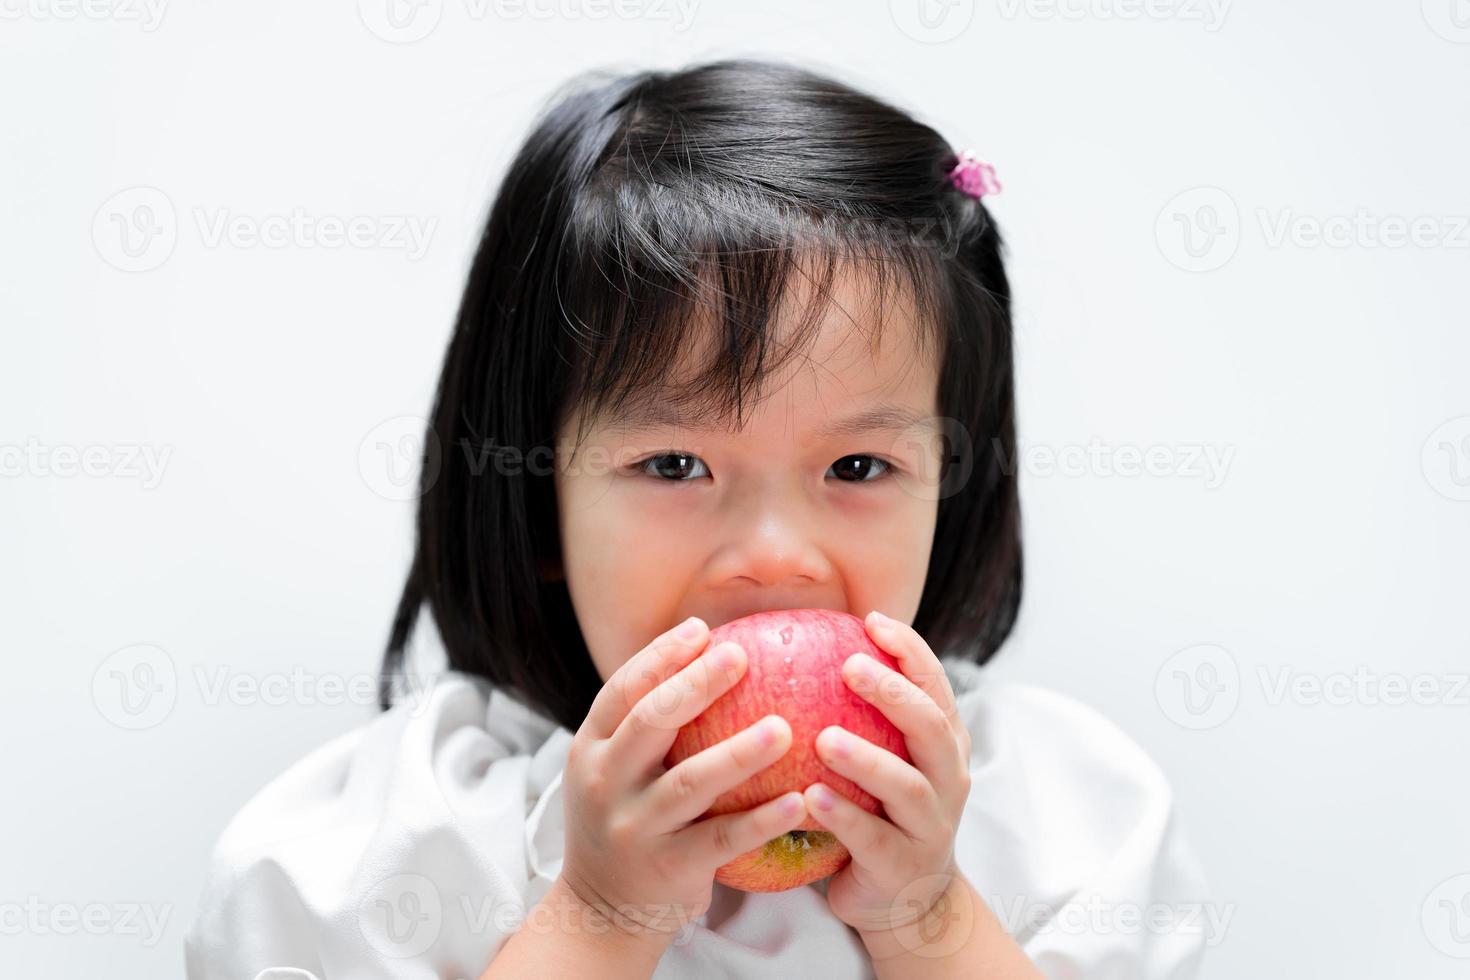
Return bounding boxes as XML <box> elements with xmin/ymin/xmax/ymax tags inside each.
<box><xmin>637</xmin><ymin>452</ymin><xmax>710</xmax><ymax>481</ymax></box>
<box><xmin>632</xmin><ymin>452</ymin><xmax>895</xmax><ymax>483</ymax></box>
<box><xmin>828</xmin><ymin>454</ymin><xmax>893</xmax><ymax>483</ymax></box>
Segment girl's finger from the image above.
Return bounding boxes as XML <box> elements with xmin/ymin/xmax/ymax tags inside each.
<box><xmin>583</xmin><ymin>617</ymin><xmax>711</xmax><ymax>740</ymax></box>
<box><xmin>802</xmin><ymin>781</ymin><xmax>909</xmax><ymax>869</ymax></box>
<box><xmin>864</xmin><ymin>611</ymin><xmax>960</xmax><ymax>723</ymax></box>
<box><xmin>644</xmin><ymin>714</ymin><xmax>794</xmax><ymax>831</ymax></box>
<box><xmin>606</xmin><ymin>641</ymin><xmax>749</xmax><ymax>774</ymax></box>
<box><xmin>841</xmin><ymin>652</ymin><xmax>966</xmax><ymax>791</ymax></box>
<box><xmin>813</xmin><ymin>725</ymin><xmax>940</xmax><ymax>841</ymax></box>
<box><xmin>677</xmin><ymin>789</ymin><xmax>808</xmax><ymax>871</ymax></box>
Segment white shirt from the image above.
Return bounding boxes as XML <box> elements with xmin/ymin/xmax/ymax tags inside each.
<box><xmin>184</xmin><ymin>658</ymin><xmax>1210</xmax><ymax>979</ymax></box>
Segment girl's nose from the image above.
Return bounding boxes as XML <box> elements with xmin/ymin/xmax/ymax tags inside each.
<box><xmin>714</xmin><ymin>489</ymin><xmax>833</xmax><ymax>588</ymax></box>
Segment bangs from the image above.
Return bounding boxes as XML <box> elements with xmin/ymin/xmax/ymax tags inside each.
<box><xmin>555</xmin><ymin>168</ymin><xmax>956</xmax><ymax>447</ymax></box>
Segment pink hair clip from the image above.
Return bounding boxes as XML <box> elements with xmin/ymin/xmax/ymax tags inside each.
<box><xmin>947</xmin><ymin>150</ymin><xmax>1001</xmax><ymax>199</ymax></box>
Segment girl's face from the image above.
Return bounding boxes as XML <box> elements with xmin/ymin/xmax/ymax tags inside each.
<box><xmin>552</xmin><ymin>267</ymin><xmax>944</xmax><ymax>684</ymax></box>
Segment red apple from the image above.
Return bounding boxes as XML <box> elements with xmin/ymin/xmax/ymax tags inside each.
<box><xmin>663</xmin><ymin>608</ymin><xmax>911</xmax><ymax>892</ymax></box>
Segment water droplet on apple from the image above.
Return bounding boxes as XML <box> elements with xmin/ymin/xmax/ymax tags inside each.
<box><xmin>780</xmin><ymin>626</ymin><xmax>793</xmax><ymax>645</ymax></box>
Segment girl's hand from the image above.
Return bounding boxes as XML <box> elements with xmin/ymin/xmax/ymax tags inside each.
<box><xmin>558</xmin><ymin>617</ymin><xmax>808</xmax><ymax>944</ymax></box>
<box><xmin>801</xmin><ymin>610</ymin><xmax>973</xmax><ymax>937</ymax></box>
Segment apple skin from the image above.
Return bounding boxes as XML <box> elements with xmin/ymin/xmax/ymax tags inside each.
<box><xmin>663</xmin><ymin>608</ymin><xmax>912</xmax><ymax>893</ymax></box>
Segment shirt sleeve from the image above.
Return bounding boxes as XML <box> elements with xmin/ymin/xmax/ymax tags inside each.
<box><xmin>184</xmin><ymin>674</ymin><xmax>574</xmax><ymax>980</ymax></box>
<box><xmin>944</xmin><ymin>660</ymin><xmax>1211</xmax><ymax>979</ymax></box>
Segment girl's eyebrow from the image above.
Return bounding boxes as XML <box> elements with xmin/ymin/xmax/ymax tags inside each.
<box><xmin>604</xmin><ymin>402</ymin><xmax>938</xmax><ymax>440</ymax></box>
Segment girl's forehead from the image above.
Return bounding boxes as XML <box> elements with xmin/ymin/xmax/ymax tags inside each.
<box><xmin>566</xmin><ymin>257</ymin><xmax>941</xmax><ymax>441</ymax></box>
<box><xmin>601</xmin><ymin>314</ymin><xmax>937</xmax><ymax>441</ymax></box>
<box><xmin>674</xmin><ymin>264</ymin><xmax>932</xmax><ymax>391</ymax></box>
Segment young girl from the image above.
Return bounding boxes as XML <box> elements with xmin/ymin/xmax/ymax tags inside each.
<box><xmin>185</xmin><ymin>59</ymin><xmax>1208</xmax><ymax>979</ymax></box>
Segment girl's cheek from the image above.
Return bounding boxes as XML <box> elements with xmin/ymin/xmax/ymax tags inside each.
<box><xmin>614</xmin><ymin>476</ymin><xmax>707</xmax><ymax>516</ymax></box>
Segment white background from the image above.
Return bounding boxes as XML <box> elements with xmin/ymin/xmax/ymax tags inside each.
<box><xmin>3</xmin><ymin>1</ymin><xmax>1468</xmax><ymax>976</ymax></box>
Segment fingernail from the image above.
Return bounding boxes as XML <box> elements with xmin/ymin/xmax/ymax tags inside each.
<box><xmin>822</xmin><ymin>728</ymin><xmax>851</xmax><ymax>759</ymax></box>
<box><xmin>811</xmin><ymin>784</ymin><xmax>835</xmax><ymax>810</ymax></box>
<box><xmin>847</xmin><ymin>653</ymin><xmax>876</xmax><ymax>677</ymax></box>
<box><xmin>758</xmin><ymin>716</ymin><xmax>783</xmax><ymax>746</ymax></box>
<box><xmin>676</xmin><ymin>616</ymin><xmax>704</xmax><ymax>641</ymax></box>
<box><xmin>714</xmin><ymin>642</ymin><xmax>741</xmax><ymax>671</ymax></box>
<box><xmin>867</xmin><ymin>610</ymin><xmax>892</xmax><ymax>628</ymax></box>
<box><xmin>779</xmin><ymin>792</ymin><xmax>802</xmax><ymax>817</ymax></box>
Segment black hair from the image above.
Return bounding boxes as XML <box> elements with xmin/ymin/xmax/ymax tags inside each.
<box><xmin>380</xmin><ymin>58</ymin><xmax>1022</xmax><ymax>732</ymax></box>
